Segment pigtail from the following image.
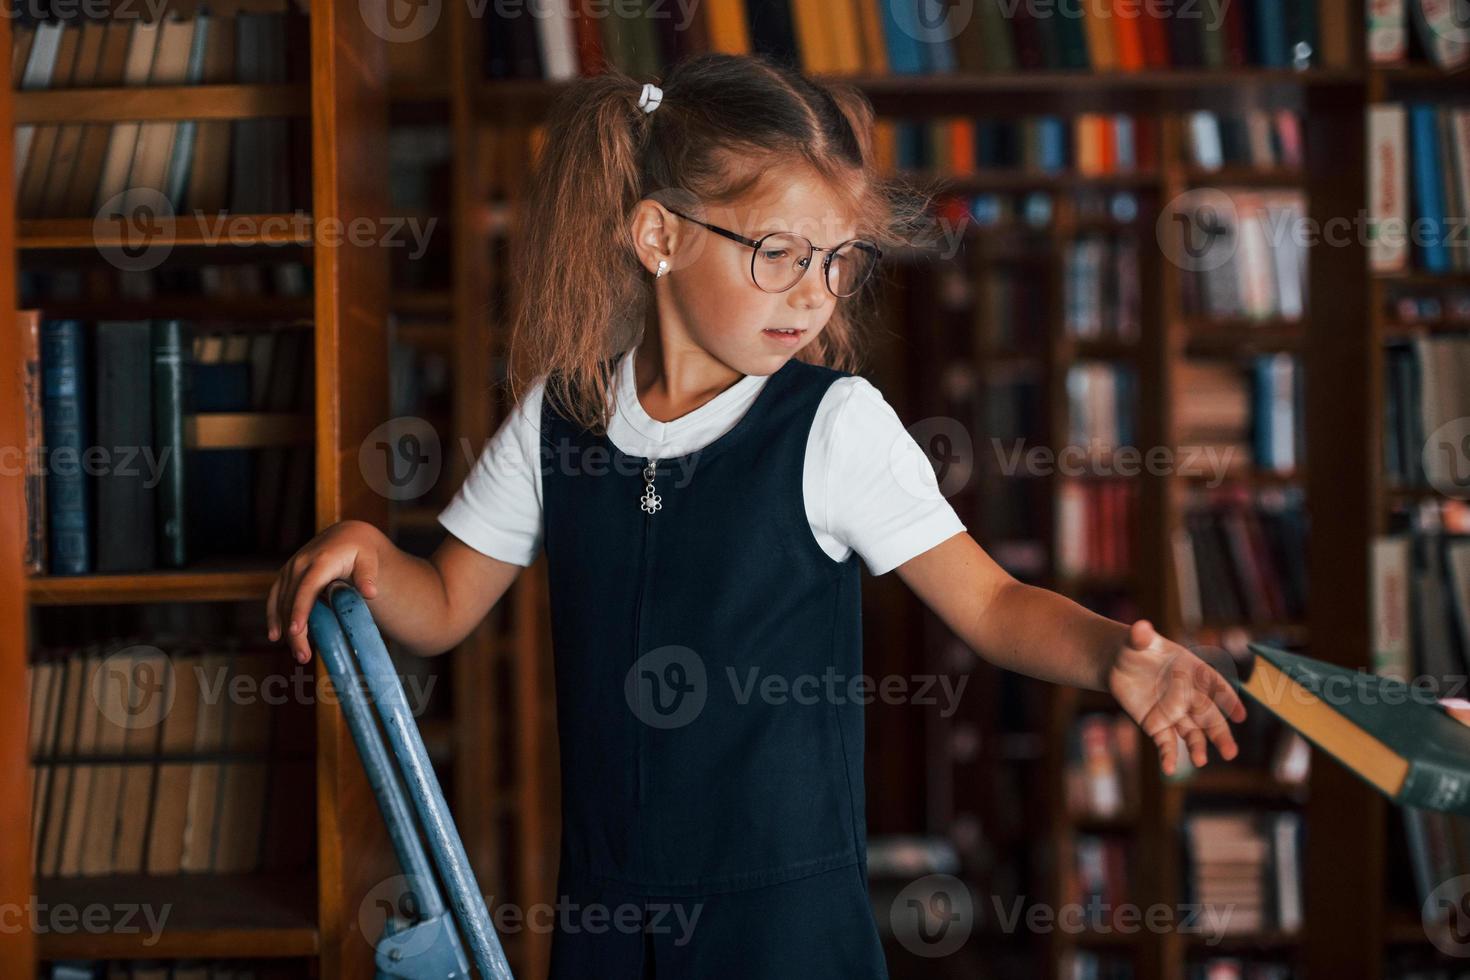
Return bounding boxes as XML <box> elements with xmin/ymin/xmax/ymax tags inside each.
<box><xmin>507</xmin><ymin>69</ymin><xmax>655</xmax><ymax>436</ymax></box>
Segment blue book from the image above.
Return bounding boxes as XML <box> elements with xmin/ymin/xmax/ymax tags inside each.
<box><xmin>40</xmin><ymin>320</ymin><xmax>90</xmax><ymax>575</ymax></box>
<box><xmin>896</xmin><ymin>121</ymin><xmax>928</xmax><ymax>171</ymax></box>
<box><xmin>878</xmin><ymin>0</ymin><xmax>927</xmax><ymax>74</ymax></box>
<box><xmin>1410</xmin><ymin>103</ymin><xmax>1450</xmax><ymax>274</ymax></box>
<box><xmin>1251</xmin><ymin>0</ymin><xmax>1289</xmax><ymax>67</ymax></box>
<box><xmin>915</xmin><ymin>0</ymin><xmax>957</xmax><ymax>72</ymax></box>
<box><xmin>1037</xmin><ymin>117</ymin><xmax>1067</xmax><ymax>173</ymax></box>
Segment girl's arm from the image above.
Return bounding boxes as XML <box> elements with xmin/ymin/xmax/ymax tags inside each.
<box><xmin>896</xmin><ymin>530</ymin><xmax>1246</xmax><ymax>775</ymax></box>
<box><xmin>267</xmin><ymin>519</ymin><xmax>522</xmax><ymax>663</ymax></box>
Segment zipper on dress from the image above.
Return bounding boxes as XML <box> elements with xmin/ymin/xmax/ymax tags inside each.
<box><xmin>631</xmin><ymin>458</ymin><xmax>659</xmax><ymax>810</ymax></box>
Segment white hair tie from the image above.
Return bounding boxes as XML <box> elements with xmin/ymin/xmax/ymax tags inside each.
<box><xmin>638</xmin><ymin>83</ymin><xmax>664</xmax><ymax>114</ymax></box>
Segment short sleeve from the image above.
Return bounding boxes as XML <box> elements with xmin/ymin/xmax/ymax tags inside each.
<box><xmin>811</xmin><ymin>377</ymin><xmax>968</xmax><ymax>576</ymax></box>
<box><xmin>435</xmin><ymin>376</ymin><xmax>546</xmax><ymax>566</ymax></box>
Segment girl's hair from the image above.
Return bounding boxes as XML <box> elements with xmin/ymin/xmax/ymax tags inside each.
<box><xmin>505</xmin><ymin>52</ymin><xmax>929</xmax><ymax>435</ymax></box>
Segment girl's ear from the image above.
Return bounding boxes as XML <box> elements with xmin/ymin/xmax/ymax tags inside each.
<box><xmin>630</xmin><ymin>198</ymin><xmax>677</xmax><ymax>276</ymax></box>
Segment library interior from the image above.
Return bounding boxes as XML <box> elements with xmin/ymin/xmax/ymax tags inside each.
<box><xmin>4</xmin><ymin>0</ymin><xmax>1470</xmax><ymax>977</ymax></box>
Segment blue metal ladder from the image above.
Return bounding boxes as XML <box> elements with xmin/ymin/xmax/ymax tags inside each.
<box><xmin>307</xmin><ymin>580</ymin><xmax>516</xmax><ymax>980</ymax></box>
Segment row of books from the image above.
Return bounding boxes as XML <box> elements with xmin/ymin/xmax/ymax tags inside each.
<box><xmin>49</xmin><ymin>963</ymin><xmax>301</xmax><ymax>980</ymax></box>
<box><xmin>1063</xmin><ymin>951</ymin><xmax>1133</xmax><ymax>980</ymax></box>
<box><xmin>886</xmin><ymin>105</ymin><xmax>1306</xmax><ymax>181</ymax></box>
<box><xmin>978</xmin><ymin>268</ymin><xmax>1049</xmax><ymax>351</ymax></box>
<box><xmin>26</xmin><ymin>644</ymin><xmax>311</xmax><ymax>877</ymax></box>
<box><xmin>1175</xmin><ymin>190</ymin><xmax>1308</xmax><ymax>324</ymax></box>
<box><xmin>1174</xmin><ymin>356</ymin><xmax>1304</xmax><ymax>477</ymax></box>
<box><xmin>1057</xmin><ymin>479</ymin><xmax>1136</xmax><ymax>581</ymax></box>
<box><xmin>1383</xmin><ymin>336</ymin><xmax>1470</xmax><ymax>488</ymax></box>
<box><xmin>878</xmin><ymin>113</ymin><xmax>1157</xmax><ymax>178</ymax></box>
<box><xmin>1368</xmin><ymin>0</ymin><xmax>1470</xmax><ymax>69</ymax></box>
<box><xmin>1402</xmin><ymin>806</ymin><xmax>1470</xmax><ymax>930</ymax></box>
<box><xmin>1373</xmin><ymin>505</ymin><xmax>1470</xmax><ymax>691</ymax></box>
<box><xmin>1065</xmin><ymin>834</ymin><xmax>1131</xmax><ymax>931</ymax></box>
<box><xmin>14</xmin><ymin>12</ymin><xmax>304</xmax><ymax>219</ymax></box>
<box><xmin>24</xmin><ymin>318</ymin><xmax>314</xmax><ymax>575</ymax></box>
<box><xmin>1065</xmin><ymin>712</ymin><xmax>1139</xmax><ymax>821</ymax></box>
<box><xmin>1181</xmin><ymin>810</ymin><xmax>1304</xmax><ymax>936</ymax></box>
<box><xmin>1368</xmin><ymin>103</ymin><xmax>1470</xmax><ymax>276</ymax></box>
<box><xmin>968</xmin><ymin>186</ymin><xmax>1144</xmax><ymax>233</ymax></box>
<box><xmin>1066</xmin><ymin>361</ymin><xmax>1137</xmax><ymax>449</ymax></box>
<box><xmin>1187</xmin><ymin>958</ymin><xmax>1293</xmax><ymax>980</ymax></box>
<box><xmin>1385</xmin><ymin>284</ymin><xmax>1470</xmax><ymax>328</ymax></box>
<box><xmin>1065</xmin><ymin>231</ymin><xmax>1142</xmax><ymax>342</ymax></box>
<box><xmin>1183</xmin><ymin>109</ymin><xmax>1305</xmax><ymax>172</ymax></box>
<box><xmin>488</xmin><ymin>0</ymin><xmax>1334</xmax><ymax>80</ymax></box>
<box><xmin>20</xmin><ymin>259</ymin><xmax>311</xmax><ymax>306</ymax></box>
<box><xmin>1173</xmin><ymin>488</ymin><xmax>1309</xmax><ymax>628</ymax></box>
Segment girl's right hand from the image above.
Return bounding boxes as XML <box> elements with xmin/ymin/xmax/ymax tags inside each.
<box><xmin>266</xmin><ymin>519</ymin><xmax>384</xmax><ymax>664</ymax></box>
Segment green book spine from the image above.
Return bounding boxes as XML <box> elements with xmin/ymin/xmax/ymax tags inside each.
<box><xmin>152</xmin><ymin>319</ymin><xmax>187</xmax><ymax>569</ymax></box>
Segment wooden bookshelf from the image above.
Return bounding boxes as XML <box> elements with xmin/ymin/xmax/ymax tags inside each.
<box><xmin>2</xmin><ymin>0</ymin><xmax>1454</xmax><ymax>976</ymax></box>
<box><xmin>0</xmin><ymin>0</ymin><xmax>399</xmax><ymax>975</ymax></box>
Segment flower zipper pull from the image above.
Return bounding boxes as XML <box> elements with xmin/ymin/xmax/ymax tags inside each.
<box><xmin>640</xmin><ymin>459</ymin><xmax>662</xmax><ymax>515</ymax></box>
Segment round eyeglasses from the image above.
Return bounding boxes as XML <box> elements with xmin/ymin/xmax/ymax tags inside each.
<box><xmin>664</xmin><ymin>206</ymin><xmax>882</xmax><ymax>298</ymax></box>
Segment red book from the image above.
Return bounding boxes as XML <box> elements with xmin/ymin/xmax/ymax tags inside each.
<box><xmin>1112</xmin><ymin>0</ymin><xmax>1146</xmax><ymax>70</ymax></box>
<box><xmin>575</xmin><ymin>0</ymin><xmax>606</xmax><ymax>74</ymax></box>
<box><xmin>1221</xmin><ymin>0</ymin><xmax>1248</xmax><ymax>66</ymax></box>
<box><xmin>1139</xmin><ymin>5</ymin><xmax>1171</xmax><ymax>67</ymax></box>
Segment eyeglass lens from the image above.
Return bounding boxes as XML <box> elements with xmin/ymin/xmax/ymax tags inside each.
<box><xmin>752</xmin><ymin>233</ymin><xmax>878</xmax><ymax>297</ymax></box>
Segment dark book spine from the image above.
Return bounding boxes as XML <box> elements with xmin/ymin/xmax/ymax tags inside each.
<box><xmin>1010</xmin><ymin>4</ymin><xmax>1044</xmax><ymax>69</ymax></box>
<box><xmin>40</xmin><ymin>320</ymin><xmax>89</xmax><ymax>575</ymax></box>
<box><xmin>152</xmin><ymin>319</ymin><xmax>187</xmax><ymax>569</ymax></box>
<box><xmin>1054</xmin><ymin>7</ymin><xmax>1091</xmax><ymax>69</ymax></box>
<box><xmin>95</xmin><ymin>321</ymin><xmax>156</xmax><ymax>573</ymax></box>
<box><xmin>1401</xmin><ymin>757</ymin><xmax>1470</xmax><ymax>814</ymax></box>
<box><xmin>1165</xmin><ymin>7</ymin><xmax>1203</xmax><ymax>67</ymax></box>
<box><xmin>746</xmin><ymin>0</ymin><xmax>799</xmax><ymax>68</ymax></box>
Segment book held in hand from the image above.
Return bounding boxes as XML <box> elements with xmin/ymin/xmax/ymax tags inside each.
<box><xmin>1234</xmin><ymin>643</ymin><xmax>1470</xmax><ymax>815</ymax></box>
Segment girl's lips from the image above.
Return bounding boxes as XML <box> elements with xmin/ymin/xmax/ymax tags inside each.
<box><xmin>762</xmin><ymin>328</ymin><xmax>804</xmax><ymax>346</ymax></box>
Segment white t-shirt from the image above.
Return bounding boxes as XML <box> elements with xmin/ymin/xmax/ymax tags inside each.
<box><xmin>436</xmin><ymin>348</ymin><xmax>967</xmax><ymax>576</ymax></box>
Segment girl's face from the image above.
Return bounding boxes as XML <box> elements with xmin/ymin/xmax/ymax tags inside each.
<box><xmin>650</xmin><ymin>165</ymin><xmax>861</xmax><ymax>377</ymax></box>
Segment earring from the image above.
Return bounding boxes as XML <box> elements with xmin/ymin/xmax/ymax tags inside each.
<box><xmin>655</xmin><ymin>259</ymin><xmax>668</xmax><ymax>279</ymax></box>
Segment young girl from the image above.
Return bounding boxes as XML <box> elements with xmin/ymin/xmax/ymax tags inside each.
<box><xmin>267</xmin><ymin>52</ymin><xmax>1245</xmax><ymax>979</ymax></box>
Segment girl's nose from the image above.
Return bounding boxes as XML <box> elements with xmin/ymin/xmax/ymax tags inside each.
<box><xmin>789</xmin><ymin>260</ymin><xmax>829</xmax><ymax>310</ymax></box>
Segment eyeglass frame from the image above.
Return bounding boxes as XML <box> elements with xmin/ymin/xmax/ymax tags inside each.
<box><xmin>663</xmin><ymin>206</ymin><xmax>882</xmax><ymax>298</ymax></box>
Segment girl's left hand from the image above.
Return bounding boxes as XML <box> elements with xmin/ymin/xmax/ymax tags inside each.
<box><xmin>1107</xmin><ymin>619</ymin><xmax>1248</xmax><ymax>775</ymax></box>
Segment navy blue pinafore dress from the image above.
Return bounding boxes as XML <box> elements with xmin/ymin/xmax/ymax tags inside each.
<box><xmin>537</xmin><ymin>355</ymin><xmax>890</xmax><ymax>980</ymax></box>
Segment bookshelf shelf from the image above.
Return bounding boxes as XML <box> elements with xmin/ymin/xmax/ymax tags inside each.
<box><xmin>19</xmin><ymin>214</ymin><xmax>315</xmax><ymax>249</ymax></box>
<box><xmin>1382</xmin><ymin>909</ymin><xmax>1449</xmax><ymax>946</ymax></box>
<box><xmin>1171</xmin><ymin>767</ymin><xmax>1307</xmax><ymax>800</ymax></box>
<box><xmin>390</xmin><ymin>288</ymin><xmax>453</xmax><ymax>316</ymax></box>
<box><xmin>15</xmin><ymin>83</ymin><xmax>309</xmax><ymax>124</ymax></box>
<box><xmin>35</xmin><ymin>872</ymin><xmax>318</xmax><ymax>960</ymax></box>
<box><xmin>1181</xmin><ymin>166</ymin><xmax>1307</xmax><ymax>187</ymax></box>
<box><xmin>2</xmin><ymin>4</ymin><xmax>400</xmax><ymax>972</ymax></box>
<box><xmin>26</xmin><ymin>566</ymin><xmax>279</xmax><ymax>606</ymax></box>
<box><xmin>30</xmin><ymin>298</ymin><xmax>315</xmax><ymax>321</ymax></box>
<box><xmin>473</xmin><ymin>68</ymin><xmax>1365</xmax><ymax>119</ymax></box>
<box><xmin>1184</xmin><ymin>929</ymin><xmax>1301</xmax><ymax>949</ymax></box>
<box><xmin>937</xmin><ymin>170</ymin><xmax>1161</xmax><ymax>194</ymax></box>
<box><xmin>1380</xmin><ymin>319</ymin><xmax>1470</xmax><ymax>337</ymax></box>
